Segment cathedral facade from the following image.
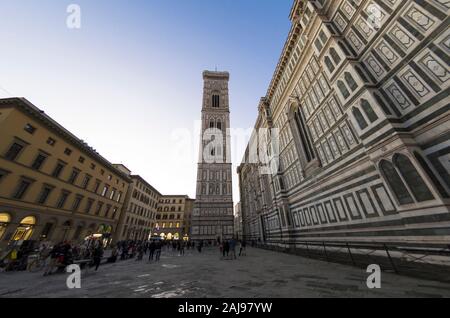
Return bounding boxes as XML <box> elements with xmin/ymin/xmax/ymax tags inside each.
<box><xmin>238</xmin><ymin>0</ymin><xmax>450</xmax><ymax>248</ymax></box>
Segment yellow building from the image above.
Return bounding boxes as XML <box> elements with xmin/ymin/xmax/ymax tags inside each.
<box><xmin>114</xmin><ymin>173</ymin><xmax>161</xmax><ymax>242</ymax></box>
<box><xmin>0</xmin><ymin>98</ymin><xmax>131</xmax><ymax>251</ymax></box>
<box><xmin>154</xmin><ymin>195</ymin><xmax>194</xmax><ymax>241</ymax></box>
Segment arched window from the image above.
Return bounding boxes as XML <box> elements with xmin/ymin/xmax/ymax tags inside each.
<box><xmin>209</xmin><ymin>121</ymin><xmax>215</xmax><ymax>129</ymax></box>
<box><xmin>212</xmin><ymin>94</ymin><xmax>220</xmax><ymax>108</ymax></box>
<box><xmin>325</xmin><ymin>56</ymin><xmax>335</xmax><ymax>73</ymax></box>
<box><xmin>293</xmin><ymin>108</ymin><xmax>315</xmax><ymax>162</ymax></box>
<box><xmin>352</xmin><ymin>107</ymin><xmax>368</xmax><ymax>130</ymax></box>
<box><xmin>216</xmin><ymin>121</ymin><xmax>222</xmax><ymax>130</ymax></box>
<box><xmin>361</xmin><ymin>99</ymin><xmax>378</xmax><ymax>123</ymax></box>
<box><xmin>330</xmin><ymin>48</ymin><xmax>341</xmax><ymax>64</ymax></box>
<box><xmin>12</xmin><ymin>216</ymin><xmax>36</xmax><ymax>241</ymax></box>
<box><xmin>393</xmin><ymin>154</ymin><xmax>434</xmax><ymax>202</ymax></box>
<box><xmin>337</xmin><ymin>81</ymin><xmax>350</xmax><ymax>99</ymax></box>
<box><xmin>344</xmin><ymin>72</ymin><xmax>358</xmax><ymax>91</ymax></box>
<box><xmin>380</xmin><ymin>160</ymin><xmax>414</xmax><ymax>205</ymax></box>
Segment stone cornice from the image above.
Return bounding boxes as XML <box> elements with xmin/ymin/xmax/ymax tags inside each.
<box><xmin>266</xmin><ymin>0</ymin><xmax>305</xmax><ymax>104</ymax></box>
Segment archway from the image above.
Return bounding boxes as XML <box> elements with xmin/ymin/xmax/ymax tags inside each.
<box><xmin>12</xmin><ymin>216</ymin><xmax>36</xmax><ymax>241</ymax></box>
<box><xmin>0</xmin><ymin>213</ymin><xmax>11</xmax><ymax>240</ymax></box>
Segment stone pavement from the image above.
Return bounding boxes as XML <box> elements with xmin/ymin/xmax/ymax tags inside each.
<box><xmin>1</xmin><ymin>247</ymin><xmax>449</xmax><ymax>298</ymax></box>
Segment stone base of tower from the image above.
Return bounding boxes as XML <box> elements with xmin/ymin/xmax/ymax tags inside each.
<box><xmin>190</xmin><ymin>203</ymin><xmax>234</xmax><ymax>244</ymax></box>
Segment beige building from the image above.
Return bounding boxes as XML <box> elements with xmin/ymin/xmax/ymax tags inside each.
<box><xmin>114</xmin><ymin>173</ymin><xmax>161</xmax><ymax>242</ymax></box>
<box><xmin>0</xmin><ymin>98</ymin><xmax>131</xmax><ymax>251</ymax></box>
<box><xmin>155</xmin><ymin>195</ymin><xmax>194</xmax><ymax>241</ymax></box>
<box><xmin>238</xmin><ymin>0</ymin><xmax>450</xmax><ymax>247</ymax></box>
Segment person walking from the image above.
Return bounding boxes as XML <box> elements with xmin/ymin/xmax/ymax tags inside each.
<box><xmin>92</xmin><ymin>244</ymin><xmax>104</xmax><ymax>271</ymax></box>
<box><xmin>223</xmin><ymin>240</ymin><xmax>230</xmax><ymax>260</ymax></box>
<box><xmin>155</xmin><ymin>241</ymin><xmax>162</xmax><ymax>262</ymax></box>
<box><xmin>239</xmin><ymin>240</ymin><xmax>247</xmax><ymax>256</ymax></box>
<box><xmin>136</xmin><ymin>244</ymin><xmax>144</xmax><ymax>261</ymax></box>
<box><xmin>219</xmin><ymin>241</ymin><xmax>224</xmax><ymax>260</ymax></box>
<box><xmin>179</xmin><ymin>242</ymin><xmax>185</xmax><ymax>256</ymax></box>
<box><xmin>43</xmin><ymin>243</ymin><xmax>61</xmax><ymax>276</ymax></box>
<box><xmin>229</xmin><ymin>238</ymin><xmax>237</xmax><ymax>260</ymax></box>
<box><xmin>148</xmin><ymin>240</ymin><xmax>156</xmax><ymax>262</ymax></box>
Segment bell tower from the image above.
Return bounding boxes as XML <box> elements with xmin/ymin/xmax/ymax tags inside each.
<box><xmin>191</xmin><ymin>70</ymin><xmax>234</xmax><ymax>243</ymax></box>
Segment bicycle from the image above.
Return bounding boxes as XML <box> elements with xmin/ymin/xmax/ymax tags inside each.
<box><xmin>27</xmin><ymin>253</ymin><xmax>47</xmax><ymax>273</ymax></box>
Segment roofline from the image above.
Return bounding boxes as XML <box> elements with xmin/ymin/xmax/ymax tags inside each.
<box><xmin>130</xmin><ymin>175</ymin><xmax>163</xmax><ymax>196</ymax></box>
<box><xmin>0</xmin><ymin>97</ymin><xmax>132</xmax><ymax>182</ymax></box>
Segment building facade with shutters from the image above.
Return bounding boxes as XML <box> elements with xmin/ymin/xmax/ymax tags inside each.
<box><xmin>114</xmin><ymin>173</ymin><xmax>161</xmax><ymax>242</ymax></box>
<box><xmin>154</xmin><ymin>195</ymin><xmax>195</xmax><ymax>241</ymax></box>
<box><xmin>0</xmin><ymin>98</ymin><xmax>131</xmax><ymax>250</ymax></box>
<box><xmin>238</xmin><ymin>0</ymin><xmax>450</xmax><ymax>247</ymax></box>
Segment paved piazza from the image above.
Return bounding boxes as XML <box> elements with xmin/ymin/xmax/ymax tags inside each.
<box><xmin>1</xmin><ymin>247</ymin><xmax>449</xmax><ymax>298</ymax></box>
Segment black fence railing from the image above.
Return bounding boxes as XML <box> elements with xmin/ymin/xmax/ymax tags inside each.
<box><xmin>257</xmin><ymin>240</ymin><xmax>450</xmax><ymax>283</ymax></box>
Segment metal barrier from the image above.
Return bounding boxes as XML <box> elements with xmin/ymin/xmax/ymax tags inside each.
<box><xmin>257</xmin><ymin>240</ymin><xmax>450</xmax><ymax>283</ymax></box>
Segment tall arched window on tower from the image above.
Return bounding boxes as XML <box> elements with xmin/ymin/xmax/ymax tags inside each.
<box><xmin>344</xmin><ymin>72</ymin><xmax>358</xmax><ymax>91</ymax></box>
<box><xmin>393</xmin><ymin>154</ymin><xmax>434</xmax><ymax>202</ymax></box>
<box><xmin>216</xmin><ymin>121</ymin><xmax>222</xmax><ymax>131</ymax></box>
<box><xmin>337</xmin><ymin>80</ymin><xmax>350</xmax><ymax>99</ymax></box>
<box><xmin>325</xmin><ymin>56</ymin><xmax>335</xmax><ymax>73</ymax></box>
<box><xmin>294</xmin><ymin>107</ymin><xmax>316</xmax><ymax>162</ymax></box>
<box><xmin>379</xmin><ymin>160</ymin><xmax>414</xmax><ymax>205</ymax></box>
<box><xmin>352</xmin><ymin>107</ymin><xmax>368</xmax><ymax>130</ymax></box>
<box><xmin>361</xmin><ymin>99</ymin><xmax>378</xmax><ymax>123</ymax></box>
<box><xmin>212</xmin><ymin>94</ymin><xmax>220</xmax><ymax>108</ymax></box>
<box><xmin>330</xmin><ymin>48</ymin><xmax>341</xmax><ymax>64</ymax></box>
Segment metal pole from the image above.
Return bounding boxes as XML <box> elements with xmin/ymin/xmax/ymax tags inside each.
<box><xmin>384</xmin><ymin>244</ymin><xmax>398</xmax><ymax>274</ymax></box>
<box><xmin>347</xmin><ymin>243</ymin><xmax>356</xmax><ymax>266</ymax></box>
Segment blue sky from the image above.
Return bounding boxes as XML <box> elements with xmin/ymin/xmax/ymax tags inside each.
<box><xmin>0</xmin><ymin>0</ymin><xmax>293</xmax><ymax>201</ymax></box>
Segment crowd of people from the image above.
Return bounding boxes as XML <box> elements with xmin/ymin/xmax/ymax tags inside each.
<box><xmin>0</xmin><ymin>237</ymin><xmax>251</xmax><ymax>275</ymax></box>
<box><xmin>219</xmin><ymin>238</ymin><xmax>246</xmax><ymax>260</ymax></box>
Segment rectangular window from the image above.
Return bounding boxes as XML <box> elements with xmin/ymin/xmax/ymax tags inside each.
<box><xmin>72</xmin><ymin>195</ymin><xmax>83</xmax><ymax>211</ymax></box>
<box><xmin>93</xmin><ymin>180</ymin><xmax>101</xmax><ymax>193</ymax></box>
<box><xmin>101</xmin><ymin>185</ymin><xmax>109</xmax><ymax>197</ymax></box>
<box><xmin>64</xmin><ymin>148</ymin><xmax>72</xmax><ymax>156</ymax></box>
<box><xmin>81</xmin><ymin>175</ymin><xmax>91</xmax><ymax>189</ymax></box>
<box><xmin>52</xmin><ymin>163</ymin><xmax>65</xmax><ymax>178</ymax></box>
<box><xmin>85</xmin><ymin>199</ymin><xmax>94</xmax><ymax>213</ymax></box>
<box><xmin>112</xmin><ymin>207</ymin><xmax>117</xmax><ymax>219</ymax></box>
<box><xmin>90</xmin><ymin>163</ymin><xmax>96</xmax><ymax>170</ymax></box>
<box><xmin>31</xmin><ymin>153</ymin><xmax>47</xmax><ymax>171</ymax></box>
<box><xmin>13</xmin><ymin>179</ymin><xmax>32</xmax><ymax>199</ymax></box>
<box><xmin>24</xmin><ymin>124</ymin><xmax>36</xmax><ymax>134</ymax></box>
<box><xmin>105</xmin><ymin>205</ymin><xmax>111</xmax><ymax>217</ymax></box>
<box><xmin>78</xmin><ymin>156</ymin><xmax>85</xmax><ymax>164</ymax></box>
<box><xmin>5</xmin><ymin>143</ymin><xmax>24</xmax><ymax>161</ymax></box>
<box><xmin>95</xmin><ymin>202</ymin><xmax>104</xmax><ymax>215</ymax></box>
<box><xmin>68</xmin><ymin>169</ymin><xmax>79</xmax><ymax>184</ymax></box>
<box><xmin>110</xmin><ymin>188</ymin><xmax>116</xmax><ymax>200</ymax></box>
<box><xmin>37</xmin><ymin>186</ymin><xmax>53</xmax><ymax>205</ymax></box>
<box><xmin>56</xmin><ymin>191</ymin><xmax>70</xmax><ymax>209</ymax></box>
